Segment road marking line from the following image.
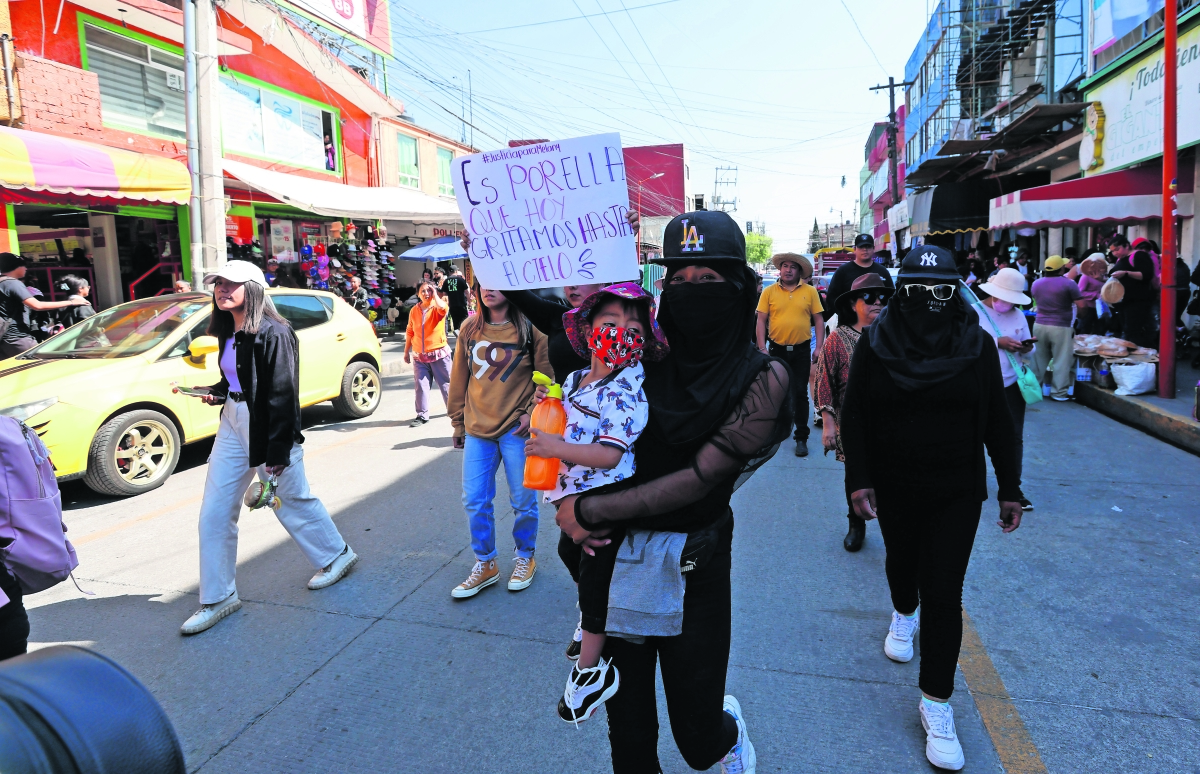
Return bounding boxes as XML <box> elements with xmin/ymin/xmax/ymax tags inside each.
<box><xmin>959</xmin><ymin>608</ymin><xmax>1048</xmax><ymax>774</ymax></box>
<box><xmin>72</xmin><ymin>424</ymin><xmax>397</xmax><ymax>546</ymax></box>
<box><xmin>73</xmin><ymin>495</ymin><xmax>203</xmax><ymax>546</ymax></box>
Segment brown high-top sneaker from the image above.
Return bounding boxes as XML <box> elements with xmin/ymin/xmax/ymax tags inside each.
<box><xmin>451</xmin><ymin>558</ymin><xmax>499</xmax><ymax>599</ymax></box>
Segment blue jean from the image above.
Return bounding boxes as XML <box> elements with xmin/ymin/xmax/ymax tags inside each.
<box><xmin>462</xmin><ymin>430</ymin><xmax>539</xmax><ymax>561</ymax></box>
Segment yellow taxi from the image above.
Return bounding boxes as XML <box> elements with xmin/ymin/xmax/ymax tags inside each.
<box><xmin>0</xmin><ymin>289</ymin><xmax>383</xmax><ymax>497</ymax></box>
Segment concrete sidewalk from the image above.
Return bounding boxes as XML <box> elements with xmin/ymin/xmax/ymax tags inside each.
<box><xmin>1075</xmin><ymin>360</ymin><xmax>1200</xmax><ymax>455</ymax></box>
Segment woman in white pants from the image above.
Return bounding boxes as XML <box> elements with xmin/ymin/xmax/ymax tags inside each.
<box><xmin>180</xmin><ymin>261</ymin><xmax>358</xmax><ymax>636</ymax></box>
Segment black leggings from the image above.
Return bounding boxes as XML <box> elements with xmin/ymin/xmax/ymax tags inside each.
<box><xmin>557</xmin><ymin>529</ymin><xmax>623</xmax><ymax>635</ymax></box>
<box><xmin>0</xmin><ymin>565</ymin><xmax>29</xmax><ymax>661</ymax></box>
<box><xmin>875</xmin><ymin>492</ymin><xmax>982</xmax><ymax>700</ymax></box>
<box><xmin>603</xmin><ymin>520</ymin><xmax>737</xmax><ymax>773</ymax></box>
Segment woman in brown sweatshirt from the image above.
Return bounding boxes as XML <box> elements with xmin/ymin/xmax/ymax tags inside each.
<box><xmin>447</xmin><ymin>282</ymin><xmax>551</xmax><ymax>599</ymax></box>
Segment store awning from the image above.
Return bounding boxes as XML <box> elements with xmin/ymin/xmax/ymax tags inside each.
<box><xmin>988</xmin><ymin>165</ymin><xmax>1196</xmax><ymax>229</ymax></box>
<box><xmin>223</xmin><ymin>158</ymin><xmax>461</xmax><ymax>222</ymax></box>
<box><xmin>0</xmin><ymin>126</ymin><xmax>190</xmax><ymax>205</ymax></box>
<box><xmin>909</xmin><ymin>182</ymin><xmax>993</xmax><ymax>237</ymax></box>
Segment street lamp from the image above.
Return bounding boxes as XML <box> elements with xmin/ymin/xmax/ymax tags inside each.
<box><xmin>831</xmin><ymin>207</ymin><xmax>844</xmax><ymax>249</ymax></box>
<box><xmin>634</xmin><ymin>172</ymin><xmax>664</xmax><ymax>260</ymax></box>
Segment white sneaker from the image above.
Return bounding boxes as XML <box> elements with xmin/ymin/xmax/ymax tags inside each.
<box><xmin>308</xmin><ymin>545</ymin><xmax>359</xmax><ymax>590</ymax></box>
<box><xmin>180</xmin><ymin>592</ymin><xmax>242</xmax><ymax>635</ymax></box>
<box><xmin>920</xmin><ymin>698</ymin><xmax>965</xmax><ymax>770</ymax></box>
<box><xmin>719</xmin><ymin>695</ymin><xmax>757</xmax><ymax>774</ymax></box>
<box><xmin>884</xmin><ymin>609</ymin><xmax>920</xmax><ymax>662</ymax></box>
<box><xmin>557</xmin><ymin>657</ymin><xmax>620</xmax><ymax>724</ymax></box>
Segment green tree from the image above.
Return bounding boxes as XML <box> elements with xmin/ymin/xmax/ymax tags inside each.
<box><xmin>808</xmin><ymin>218</ymin><xmax>822</xmax><ymax>252</ymax></box>
<box><xmin>746</xmin><ymin>232</ymin><xmax>774</xmax><ymax>267</ymax></box>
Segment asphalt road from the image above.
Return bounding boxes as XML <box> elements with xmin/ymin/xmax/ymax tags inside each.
<box><xmin>25</xmin><ymin>373</ymin><xmax>1200</xmax><ymax>773</ymax></box>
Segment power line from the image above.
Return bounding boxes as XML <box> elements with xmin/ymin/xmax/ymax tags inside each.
<box><xmin>839</xmin><ymin>0</ymin><xmax>889</xmax><ymax>77</ymax></box>
<box><xmin>398</xmin><ymin>0</ymin><xmax>683</xmax><ymax>38</ymax></box>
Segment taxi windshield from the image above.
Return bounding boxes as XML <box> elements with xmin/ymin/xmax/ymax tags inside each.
<box><xmin>23</xmin><ymin>296</ymin><xmax>210</xmax><ymax>359</ymax></box>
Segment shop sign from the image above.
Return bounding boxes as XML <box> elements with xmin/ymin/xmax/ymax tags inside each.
<box><xmin>1092</xmin><ymin>0</ymin><xmax>1164</xmax><ymax>57</ymax></box>
<box><xmin>297</xmin><ymin>222</ymin><xmax>324</xmax><ymax>238</ymax></box>
<box><xmin>226</xmin><ymin>215</ymin><xmax>254</xmax><ymax>244</ymax></box>
<box><xmin>282</xmin><ymin>0</ymin><xmax>369</xmax><ymax>47</ymax></box>
<box><xmin>451</xmin><ymin>133</ymin><xmax>637</xmax><ymax>291</ymax></box>
<box><xmin>269</xmin><ymin>219</ymin><xmax>296</xmax><ymax>261</ymax></box>
<box><xmin>1084</xmin><ymin>22</ymin><xmax>1200</xmax><ymax>176</ymax></box>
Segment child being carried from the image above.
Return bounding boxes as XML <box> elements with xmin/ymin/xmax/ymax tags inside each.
<box><xmin>524</xmin><ymin>282</ymin><xmax>669</xmax><ymax>725</ymax></box>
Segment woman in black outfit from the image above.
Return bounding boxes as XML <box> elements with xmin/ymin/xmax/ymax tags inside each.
<box><xmin>555</xmin><ymin>211</ymin><xmax>791</xmax><ymax>774</ymax></box>
<box><xmin>839</xmin><ymin>244</ymin><xmax>1022</xmax><ymax>772</ymax></box>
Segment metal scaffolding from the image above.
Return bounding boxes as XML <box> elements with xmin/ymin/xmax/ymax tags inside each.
<box><xmin>905</xmin><ymin>0</ymin><xmax>1085</xmax><ymax>177</ymax></box>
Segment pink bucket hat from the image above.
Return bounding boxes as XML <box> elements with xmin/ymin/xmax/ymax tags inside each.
<box><xmin>563</xmin><ymin>282</ymin><xmax>669</xmax><ymax>362</ymax></box>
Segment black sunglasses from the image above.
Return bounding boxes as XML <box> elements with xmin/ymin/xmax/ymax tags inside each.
<box><xmin>852</xmin><ymin>291</ymin><xmax>889</xmax><ymax>305</ymax></box>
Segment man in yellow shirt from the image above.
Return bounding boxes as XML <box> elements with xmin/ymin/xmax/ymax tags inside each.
<box><xmin>756</xmin><ymin>252</ymin><xmax>824</xmax><ymax>456</ymax></box>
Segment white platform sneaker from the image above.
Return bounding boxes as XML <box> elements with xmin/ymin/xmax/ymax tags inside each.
<box><xmin>884</xmin><ymin>609</ymin><xmax>920</xmax><ymax>662</ymax></box>
<box><xmin>308</xmin><ymin>545</ymin><xmax>359</xmax><ymax>590</ymax></box>
<box><xmin>180</xmin><ymin>591</ymin><xmax>242</xmax><ymax>636</ymax></box>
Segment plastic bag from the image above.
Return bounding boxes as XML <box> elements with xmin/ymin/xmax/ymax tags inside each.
<box><xmin>1111</xmin><ymin>362</ymin><xmax>1157</xmax><ymax>396</ymax></box>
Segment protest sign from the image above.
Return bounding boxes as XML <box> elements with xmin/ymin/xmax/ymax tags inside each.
<box><xmin>452</xmin><ymin>133</ymin><xmax>638</xmax><ymax>291</ymax></box>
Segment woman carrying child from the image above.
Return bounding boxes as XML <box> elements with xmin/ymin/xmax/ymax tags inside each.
<box><xmin>522</xmin><ymin>283</ymin><xmax>669</xmax><ymax>724</ymax></box>
<box><xmin>447</xmin><ymin>281</ymin><xmax>551</xmax><ymax>598</ymax></box>
<box><xmin>554</xmin><ymin>211</ymin><xmax>792</xmax><ymax>774</ymax></box>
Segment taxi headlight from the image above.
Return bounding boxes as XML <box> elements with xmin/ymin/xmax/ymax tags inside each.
<box><xmin>0</xmin><ymin>397</ymin><xmax>59</xmax><ymax>422</ymax></box>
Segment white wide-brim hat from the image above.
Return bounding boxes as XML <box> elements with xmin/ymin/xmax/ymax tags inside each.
<box><xmin>978</xmin><ymin>267</ymin><xmax>1030</xmax><ymax>305</ymax></box>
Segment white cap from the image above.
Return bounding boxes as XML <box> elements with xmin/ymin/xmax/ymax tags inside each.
<box><xmin>203</xmin><ymin>260</ymin><xmax>268</xmax><ymax>289</ymax></box>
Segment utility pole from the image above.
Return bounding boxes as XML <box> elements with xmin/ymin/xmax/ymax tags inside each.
<box><xmin>869</xmin><ymin>77</ymin><xmax>916</xmax><ymax>212</ymax></box>
<box><xmin>194</xmin><ymin>0</ymin><xmax>226</xmax><ymax>276</ymax></box>
<box><xmin>183</xmin><ymin>0</ymin><xmax>203</xmax><ymax>285</ymax></box>
<box><xmin>1158</xmin><ymin>0</ymin><xmax>1178</xmax><ymax>397</ymax></box>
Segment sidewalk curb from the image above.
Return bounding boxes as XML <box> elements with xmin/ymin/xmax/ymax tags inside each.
<box><xmin>1075</xmin><ymin>382</ymin><xmax>1200</xmax><ymax>456</ymax></box>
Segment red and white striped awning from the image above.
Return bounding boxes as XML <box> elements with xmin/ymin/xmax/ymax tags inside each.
<box><xmin>989</xmin><ymin>165</ymin><xmax>1194</xmax><ymax>229</ymax></box>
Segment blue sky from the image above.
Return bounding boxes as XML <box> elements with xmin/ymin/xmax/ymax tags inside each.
<box><xmin>380</xmin><ymin>0</ymin><xmax>932</xmax><ymax>252</ymax></box>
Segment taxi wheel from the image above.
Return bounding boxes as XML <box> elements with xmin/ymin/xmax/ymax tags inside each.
<box><xmin>83</xmin><ymin>410</ymin><xmax>182</xmax><ymax>497</ymax></box>
<box><xmin>332</xmin><ymin>362</ymin><xmax>382</xmax><ymax>419</ymax></box>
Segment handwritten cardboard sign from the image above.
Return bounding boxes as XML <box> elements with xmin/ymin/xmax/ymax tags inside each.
<box><xmin>452</xmin><ymin>133</ymin><xmax>638</xmax><ymax>290</ymax></box>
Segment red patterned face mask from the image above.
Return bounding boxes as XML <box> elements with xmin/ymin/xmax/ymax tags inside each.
<box><xmin>587</xmin><ymin>326</ymin><xmax>645</xmax><ymax>369</ymax></box>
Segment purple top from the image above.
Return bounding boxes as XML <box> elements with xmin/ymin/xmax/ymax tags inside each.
<box><xmin>1030</xmin><ymin>276</ymin><xmax>1082</xmax><ymax>327</ymax></box>
<box><xmin>220</xmin><ymin>339</ymin><xmax>242</xmax><ymax>393</ymax></box>
<box><xmin>1077</xmin><ymin>274</ymin><xmax>1104</xmax><ymax>307</ymax></box>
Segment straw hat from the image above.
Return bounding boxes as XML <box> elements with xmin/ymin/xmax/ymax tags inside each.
<box><xmin>771</xmin><ymin>252</ymin><xmax>813</xmax><ymax>279</ymax></box>
<box><xmin>1100</xmin><ymin>278</ymin><xmax>1125</xmax><ymax>305</ymax></box>
<box><xmin>977</xmin><ymin>267</ymin><xmax>1030</xmax><ymax>305</ymax></box>
<box><xmin>1080</xmin><ymin>253</ymin><xmax>1107</xmax><ymax>279</ymax></box>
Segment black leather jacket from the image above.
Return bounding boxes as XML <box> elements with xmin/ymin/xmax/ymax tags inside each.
<box><xmin>211</xmin><ymin>317</ymin><xmax>304</xmax><ymax>467</ymax></box>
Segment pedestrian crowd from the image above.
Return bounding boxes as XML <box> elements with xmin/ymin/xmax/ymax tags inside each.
<box><xmin>20</xmin><ymin>211</ymin><xmax>1200</xmax><ymax>774</ymax></box>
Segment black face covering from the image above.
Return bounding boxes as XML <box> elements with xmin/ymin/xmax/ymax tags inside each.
<box><xmin>643</xmin><ymin>262</ymin><xmax>771</xmax><ymax>450</ymax></box>
<box><xmin>868</xmin><ymin>282</ymin><xmax>985</xmax><ymax>391</ymax></box>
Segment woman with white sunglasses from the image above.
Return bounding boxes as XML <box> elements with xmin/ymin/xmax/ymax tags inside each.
<box><xmin>839</xmin><ymin>245</ymin><xmax>1022</xmax><ymax>772</ymax></box>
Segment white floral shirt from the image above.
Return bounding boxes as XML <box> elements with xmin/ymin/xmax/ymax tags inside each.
<box><xmin>544</xmin><ymin>362</ymin><xmax>649</xmax><ymax>503</ymax></box>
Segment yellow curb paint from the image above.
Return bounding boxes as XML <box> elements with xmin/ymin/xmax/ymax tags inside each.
<box><xmin>959</xmin><ymin>608</ymin><xmax>1048</xmax><ymax>774</ymax></box>
<box><xmin>72</xmin><ymin>424</ymin><xmax>396</xmax><ymax>546</ymax></box>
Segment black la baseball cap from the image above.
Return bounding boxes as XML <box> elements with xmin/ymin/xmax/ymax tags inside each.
<box><xmin>898</xmin><ymin>244</ymin><xmax>961</xmax><ymax>281</ymax></box>
<box><xmin>854</xmin><ymin>233</ymin><xmax>875</xmax><ymax>249</ymax></box>
<box><xmin>655</xmin><ymin>210</ymin><xmax>746</xmax><ymax>264</ymax></box>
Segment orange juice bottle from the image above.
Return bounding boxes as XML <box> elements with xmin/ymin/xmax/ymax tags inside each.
<box><xmin>523</xmin><ymin>371</ymin><xmax>567</xmax><ymax>490</ymax></box>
